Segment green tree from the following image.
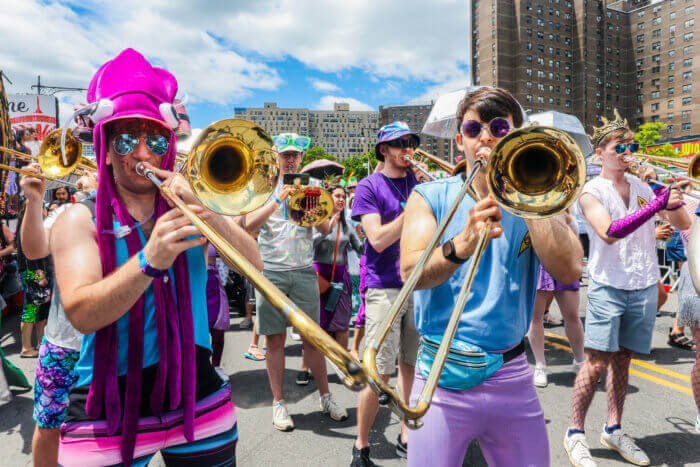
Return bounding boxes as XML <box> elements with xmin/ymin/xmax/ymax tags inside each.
<box><xmin>635</xmin><ymin>122</ymin><xmax>679</xmax><ymax>158</ymax></box>
<box><xmin>341</xmin><ymin>150</ymin><xmax>378</xmax><ymax>180</ymax></box>
<box><xmin>301</xmin><ymin>146</ymin><xmax>336</xmax><ymax>168</ymax></box>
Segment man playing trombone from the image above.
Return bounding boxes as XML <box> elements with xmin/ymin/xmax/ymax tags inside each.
<box><xmin>400</xmin><ymin>87</ymin><xmax>583</xmax><ymax>466</ymax></box>
<box><xmin>50</xmin><ymin>49</ymin><xmax>262</xmax><ymax>466</ymax></box>
<box><xmin>564</xmin><ymin>112</ymin><xmax>690</xmax><ymax>467</ymax></box>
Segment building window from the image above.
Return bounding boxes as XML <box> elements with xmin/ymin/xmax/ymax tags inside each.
<box><xmin>638</xmin><ymin>22</ymin><xmax>645</xmax><ymax>30</ymax></box>
<box><xmin>637</xmin><ymin>46</ymin><xmax>645</xmax><ymax>53</ymax></box>
<box><xmin>653</xmin><ymin>79</ymin><xmax>661</xmax><ymax>87</ymax></box>
<box><xmin>526</xmin><ymin>55</ymin><xmax>532</xmax><ymax>62</ymax></box>
<box><xmin>652</xmin><ymin>41</ymin><xmax>661</xmax><ymax>50</ymax></box>
<box><xmin>637</xmin><ymin>34</ymin><xmax>645</xmax><ymax>42</ymax></box>
<box><xmin>670</xmin><ymin>12</ymin><xmax>677</xmax><ymax>20</ymax></box>
<box><xmin>668</xmin><ymin>113</ymin><xmax>675</xmax><ymax>119</ymax></box>
<box><xmin>684</xmin><ymin>58</ymin><xmax>693</xmax><ymax>67</ymax></box>
<box><xmin>669</xmin><ymin>87</ymin><xmax>675</xmax><ymax>95</ymax></box>
<box><xmin>684</xmin><ymin>32</ymin><xmax>694</xmax><ymax>41</ymax></box>
<box><xmin>670</xmin><ymin>62</ymin><xmax>676</xmax><ymax>70</ymax></box>
<box><xmin>637</xmin><ymin>58</ymin><xmax>645</xmax><ymax>67</ymax></box>
<box><xmin>652</xmin><ymin>91</ymin><xmax>660</xmax><ymax>98</ymax></box>
<box><xmin>526</xmin><ymin>41</ymin><xmax>532</xmax><ymax>50</ymax></box>
<box><xmin>685</xmin><ymin>6</ymin><xmax>695</xmax><ymax>14</ymax></box>
<box><xmin>668</xmin><ymin>100</ymin><xmax>675</xmax><ymax>108</ymax></box>
<box><xmin>653</xmin><ymin>54</ymin><xmax>661</xmax><ymax>62</ymax></box>
<box><xmin>684</xmin><ymin>45</ymin><xmax>694</xmax><ymax>54</ymax></box>
<box><xmin>682</xmin><ymin>84</ymin><xmax>692</xmax><ymax>92</ymax></box>
<box><xmin>668</xmin><ymin>125</ymin><xmax>674</xmax><ymax>133</ymax></box>
<box><xmin>682</xmin><ymin>110</ymin><xmax>691</xmax><ymax>119</ymax></box>
<box><xmin>669</xmin><ymin>74</ymin><xmax>675</xmax><ymax>82</ymax></box>
<box><xmin>682</xmin><ymin>97</ymin><xmax>692</xmax><ymax>105</ymax></box>
<box><xmin>685</xmin><ymin>19</ymin><xmax>695</xmax><ymax>28</ymax></box>
<box><xmin>669</xmin><ymin>50</ymin><xmax>676</xmax><ymax>58</ymax></box>
<box><xmin>682</xmin><ymin>123</ymin><xmax>691</xmax><ymax>131</ymax></box>
<box><xmin>683</xmin><ymin>70</ymin><xmax>693</xmax><ymax>79</ymax></box>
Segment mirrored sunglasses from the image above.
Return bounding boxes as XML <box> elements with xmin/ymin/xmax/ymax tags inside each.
<box><xmin>112</xmin><ymin>133</ymin><xmax>169</xmax><ymax>157</ymax></box>
<box><xmin>614</xmin><ymin>143</ymin><xmax>640</xmax><ymax>154</ymax></box>
<box><xmin>461</xmin><ymin>117</ymin><xmax>511</xmax><ymax>139</ymax></box>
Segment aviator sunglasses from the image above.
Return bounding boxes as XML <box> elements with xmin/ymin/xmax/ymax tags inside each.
<box><xmin>385</xmin><ymin>136</ymin><xmax>419</xmax><ymax>149</ymax></box>
<box><xmin>461</xmin><ymin>117</ymin><xmax>511</xmax><ymax>139</ymax></box>
<box><xmin>112</xmin><ymin>133</ymin><xmax>170</xmax><ymax>157</ymax></box>
<box><xmin>274</xmin><ymin>135</ymin><xmax>311</xmax><ymax>152</ymax></box>
<box><xmin>614</xmin><ymin>143</ymin><xmax>639</xmax><ymax>154</ymax></box>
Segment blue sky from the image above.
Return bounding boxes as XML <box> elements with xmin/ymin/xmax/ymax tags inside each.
<box><xmin>1</xmin><ymin>0</ymin><xmax>470</xmax><ymax>129</ymax></box>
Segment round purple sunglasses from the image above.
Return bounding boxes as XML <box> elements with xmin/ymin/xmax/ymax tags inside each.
<box><xmin>461</xmin><ymin>118</ymin><xmax>511</xmax><ymax>139</ymax></box>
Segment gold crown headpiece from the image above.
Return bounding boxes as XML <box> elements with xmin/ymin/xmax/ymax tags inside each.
<box><xmin>589</xmin><ymin>109</ymin><xmax>630</xmax><ymax>148</ymax></box>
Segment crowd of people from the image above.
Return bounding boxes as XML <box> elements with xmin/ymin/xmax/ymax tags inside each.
<box><xmin>0</xmin><ymin>48</ymin><xmax>698</xmax><ymax>467</ymax></box>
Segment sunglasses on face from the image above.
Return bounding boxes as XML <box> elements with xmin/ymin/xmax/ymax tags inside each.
<box><xmin>112</xmin><ymin>133</ymin><xmax>169</xmax><ymax>157</ymax></box>
<box><xmin>614</xmin><ymin>143</ymin><xmax>639</xmax><ymax>154</ymax></box>
<box><xmin>461</xmin><ymin>117</ymin><xmax>511</xmax><ymax>139</ymax></box>
<box><xmin>274</xmin><ymin>136</ymin><xmax>311</xmax><ymax>152</ymax></box>
<box><xmin>386</xmin><ymin>137</ymin><xmax>419</xmax><ymax>149</ymax></box>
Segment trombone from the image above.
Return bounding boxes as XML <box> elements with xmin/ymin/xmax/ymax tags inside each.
<box><xmin>403</xmin><ymin>149</ymin><xmax>457</xmax><ymax>182</ymax></box>
<box><xmin>363</xmin><ymin>125</ymin><xmax>586</xmax><ymax>428</ymax></box>
<box><xmin>589</xmin><ymin>152</ymin><xmax>700</xmax><ymax>200</ymax></box>
<box><xmin>140</xmin><ymin>119</ymin><xmax>366</xmax><ymax>390</ymax></box>
<box><xmin>0</xmin><ymin>128</ymin><xmax>96</xmax><ymax>188</ymax></box>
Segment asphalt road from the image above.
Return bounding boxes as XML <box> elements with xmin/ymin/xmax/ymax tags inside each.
<box><xmin>1</xmin><ymin>286</ymin><xmax>698</xmax><ymax>466</ymax></box>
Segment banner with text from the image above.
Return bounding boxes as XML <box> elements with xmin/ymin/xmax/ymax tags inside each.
<box><xmin>7</xmin><ymin>94</ymin><xmax>59</xmax><ymax>146</ymax></box>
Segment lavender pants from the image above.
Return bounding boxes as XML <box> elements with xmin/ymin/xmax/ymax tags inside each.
<box><xmin>407</xmin><ymin>353</ymin><xmax>549</xmax><ymax>467</ymax></box>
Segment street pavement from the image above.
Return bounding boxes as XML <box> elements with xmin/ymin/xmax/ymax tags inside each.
<box><xmin>1</xmin><ymin>286</ymin><xmax>698</xmax><ymax>466</ymax></box>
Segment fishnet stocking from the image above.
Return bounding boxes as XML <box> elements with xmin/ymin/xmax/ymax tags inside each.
<box><xmin>570</xmin><ymin>350</ymin><xmax>610</xmax><ymax>430</ymax></box>
<box><xmin>605</xmin><ymin>349</ymin><xmax>633</xmax><ymax>426</ymax></box>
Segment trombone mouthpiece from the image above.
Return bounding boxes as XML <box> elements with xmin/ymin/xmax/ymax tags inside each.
<box><xmin>135</xmin><ymin>163</ymin><xmax>147</xmax><ymax>176</ymax></box>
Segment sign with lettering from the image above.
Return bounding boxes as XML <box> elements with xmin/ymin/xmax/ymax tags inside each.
<box><xmin>649</xmin><ymin>139</ymin><xmax>700</xmax><ymax>158</ymax></box>
<box><xmin>7</xmin><ymin>94</ymin><xmax>59</xmax><ymax>142</ymax></box>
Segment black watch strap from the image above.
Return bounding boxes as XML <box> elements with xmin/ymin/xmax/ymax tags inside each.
<box><xmin>442</xmin><ymin>238</ymin><xmax>467</xmax><ymax>264</ymax></box>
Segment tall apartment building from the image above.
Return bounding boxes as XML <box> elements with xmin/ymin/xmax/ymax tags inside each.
<box><xmin>233</xmin><ymin>102</ymin><xmax>378</xmax><ymax>161</ymax></box>
<box><xmin>471</xmin><ymin>0</ymin><xmax>698</xmax><ymax>140</ymax></box>
<box><xmin>379</xmin><ymin>103</ymin><xmax>454</xmax><ymax>162</ymax></box>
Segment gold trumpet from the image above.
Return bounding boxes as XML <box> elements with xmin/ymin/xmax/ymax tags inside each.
<box><xmin>363</xmin><ymin>126</ymin><xmax>586</xmax><ymax>428</ymax></box>
<box><xmin>0</xmin><ymin>128</ymin><xmax>96</xmax><ymax>188</ymax></box>
<box><xmin>139</xmin><ymin>119</ymin><xmax>366</xmax><ymax>390</ymax></box>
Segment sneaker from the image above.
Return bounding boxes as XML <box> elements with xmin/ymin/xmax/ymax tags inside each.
<box><xmin>296</xmin><ymin>370</ymin><xmax>312</xmax><ymax>386</ymax></box>
<box><xmin>290</xmin><ymin>329</ymin><xmax>301</xmax><ymax>341</ymax></box>
<box><xmin>564</xmin><ymin>431</ymin><xmax>597</xmax><ymax>467</ymax></box>
<box><xmin>600</xmin><ymin>426</ymin><xmax>650</xmax><ymax>466</ymax></box>
<box><xmin>396</xmin><ymin>433</ymin><xmax>408</xmax><ymax>458</ymax></box>
<box><xmin>695</xmin><ymin>415</ymin><xmax>700</xmax><ymax>434</ymax></box>
<box><xmin>572</xmin><ymin>358</ymin><xmax>585</xmax><ymax>374</ymax></box>
<box><xmin>351</xmin><ymin>445</ymin><xmax>376</xmax><ymax>467</ymax></box>
<box><xmin>320</xmin><ymin>393</ymin><xmax>348</xmax><ymax>421</ymax></box>
<box><xmin>533</xmin><ymin>365</ymin><xmax>548</xmax><ymax>387</ymax></box>
<box><xmin>272</xmin><ymin>400</ymin><xmax>295</xmax><ymax>431</ymax></box>
<box><xmin>239</xmin><ymin>317</ymin><xmax>253</xmax><ymax>329</ymax></box>
<box><xmin>214</xmin><ymin>366</ymin><xmax>229</xmax><ymax>382</ymax></box>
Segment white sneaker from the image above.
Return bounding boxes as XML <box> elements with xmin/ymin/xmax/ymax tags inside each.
<box><xmin>533</xmin><ymin>365</ymin><xmax>548</xmax><ymax>387</ymax></box>
<box><xmin>272</xmin><ymin>400</ymin><xmax>295</xmax><ymax>431</ymax></box>
<box><xmin>572</xmin><ymin>358</ymin><xmax>585</xmax><ymax>374</ymax></box>
<box><xmin>290</xmin><ymin>329</ymin><xmax>301</xmax><ymax>341</ymax></box>
<box><xmin>695</xmin><ymin>415</ymin><xmax>699</xmax><ymax>434</ymax></box>
<box><xmin>214</xmin><ymin>366</ymin><xmax>229</xmax><ymax>382</ymax></box>
<box><xmin>320</xmin><ymin>393</ymin><xmax>348</xmax><ymax>421</ymax></box>
<box><xmin>600</xmin><ymin>426</ymin><xmax>650</xmax><ymax>465</ymax></box>
<box><xmin>564</xmin><ymin>432</ymin><xmax>597</xmax><ymax>467</ymax></box>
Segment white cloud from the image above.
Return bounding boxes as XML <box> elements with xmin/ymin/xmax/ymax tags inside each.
<box><xmin>314</xmin><ymin>96</ymin><xmax>374</xmax><ymax>112</ymax></box>
<box><xmin>408</xmin><ymin>74</ymin><xmax>472</xmax><ymax>105</ymax></box>
<box><xmin>308</xmin><ymin>78</ymin><xmax>341</xmax><ymax>93</ymax></box>
<box><xmin>0</xmin><ymin>0</ymin><xmax>468</xmax><ymax>108</ymax></box>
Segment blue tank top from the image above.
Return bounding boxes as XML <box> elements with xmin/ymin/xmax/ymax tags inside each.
<box><xmin>413</xmin><ymin>176</ymin><xmax>540</xmax><ymax>352</ymax></box>
<box><xmin>75</xmin><ymin>220</ymin><xmax>211</xmax><ymax>387</ymax></box>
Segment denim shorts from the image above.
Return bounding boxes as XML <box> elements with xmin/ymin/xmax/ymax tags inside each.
<box><xmin>584</xmin><ymin>280</ymin><xmax>658</xmax><ymax>354</ymax></box>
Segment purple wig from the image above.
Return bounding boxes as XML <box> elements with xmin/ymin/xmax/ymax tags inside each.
<box><xmin>84</xmin><ymin>49</ymin><xmax>195</xmax><ymax>466</ymax></box>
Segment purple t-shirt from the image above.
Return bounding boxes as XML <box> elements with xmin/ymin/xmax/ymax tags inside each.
<box><xmin>351</xmin><ymin>170</ymin><xmax>419</xmax><ymax>289</ymax></box>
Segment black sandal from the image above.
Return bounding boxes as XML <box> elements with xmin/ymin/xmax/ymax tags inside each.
<box><xmin>668</xmin><ymin>329</ymin><xmax>697</xmax><ymax>351</ymax></box>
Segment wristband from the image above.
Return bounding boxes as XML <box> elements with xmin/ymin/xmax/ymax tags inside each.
<box><xmin>274</xmin><ymin>197</ymin><xmax>282</xmax><ymax>204</ymax></box>
<box><xmin>137</xmin><ymin>249</ymin><xmax>168</xmax><ymax>280</ymax></box>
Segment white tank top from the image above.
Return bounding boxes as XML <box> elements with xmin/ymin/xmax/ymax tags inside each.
<box><xmin>579</xmin><ymin>175</ymin><xmax>659</xmax><ymax>290</ymax></box>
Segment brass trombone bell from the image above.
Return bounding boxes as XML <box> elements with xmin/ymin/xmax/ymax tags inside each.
<box><xmin>183</xmin><ymin>119</ymin><xmax>279</xmax><ymax>216</ymax></box>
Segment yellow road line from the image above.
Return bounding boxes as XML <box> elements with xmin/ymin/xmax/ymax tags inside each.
<box><xmin>544</xmin><ymin>331</ymin><xmax>691</xmax><ymax>382</ymax></box>
<box><xmin>542</xmin><ymin>334</ymin><xmax>692</xmax><ymax>395</ymax></box>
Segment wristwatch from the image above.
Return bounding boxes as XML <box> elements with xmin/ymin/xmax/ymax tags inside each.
<box><xmin>442</xmin><ymin>237</ymin><xmax>467</xmax><ymax>264</ymax></box>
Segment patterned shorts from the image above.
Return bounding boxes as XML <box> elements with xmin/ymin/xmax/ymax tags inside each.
<box><xmin>33</xmin><ymin>339</ymin><xmax>80</xmax><ymax>429</ymax></box>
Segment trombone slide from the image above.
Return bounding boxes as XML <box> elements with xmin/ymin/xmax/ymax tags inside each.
<box><xmin>137</xmin><ymin>163</ymin><xmax>366</xmax><ymax>391</ymax></box>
